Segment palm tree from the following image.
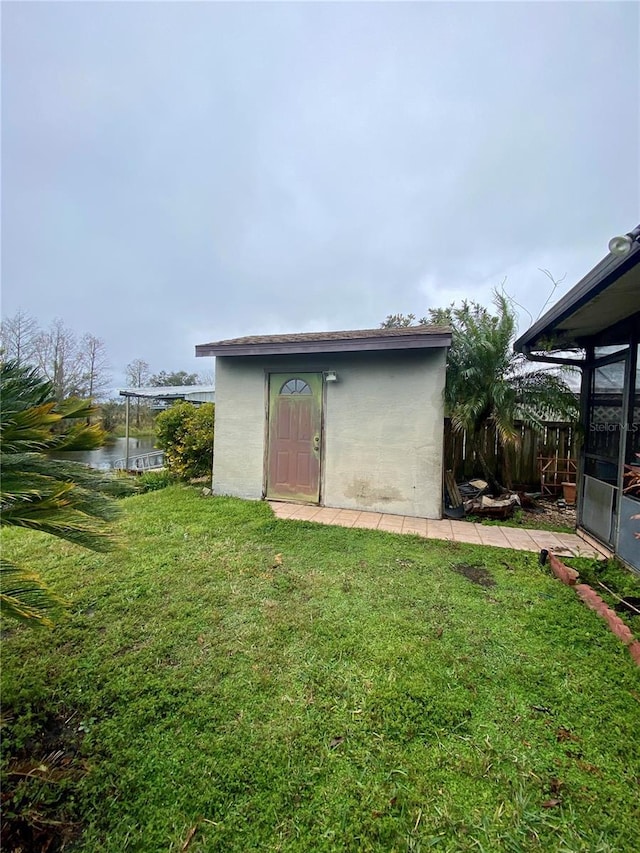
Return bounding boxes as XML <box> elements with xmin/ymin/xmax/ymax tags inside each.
<box><xmin>385</xmin><ymin>292</ymin><xmax>579</xmax><ymax>493</ymax></box>
<box><xmin>1</xmin><ymin>360</ymin><xmax>132</xmax><ymax>626</ymax></box>
<box><xmin>435</xmin><ymin>293</ymin><xmax>579</xmax><ymax>492</ymax></box>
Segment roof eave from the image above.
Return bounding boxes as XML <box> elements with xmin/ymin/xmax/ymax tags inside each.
<box><xmin>119</xmin><ymin>385</ymin><xmax>215</xmax><ymax>399</ymax></box>
<box><xmin>514</xmin><ymin>239</ymin><xmax>640</xmax><ymax>353</ymax></box>
<box><xmin>195</xmin><ymin>333</ymin><xmax>452</xmax><ymax>358</ymax></box>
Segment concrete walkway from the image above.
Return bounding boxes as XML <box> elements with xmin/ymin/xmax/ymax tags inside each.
<box><xmin>268</xmin><ymin>502</ymin><xmax>605</xmax><ymax>559</ymax></box>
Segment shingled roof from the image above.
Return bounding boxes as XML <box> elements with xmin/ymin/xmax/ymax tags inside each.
<box><xmin>195</xmin><ymin>325</ymin><xmax>452</xmax><ymax>357</ymax></box>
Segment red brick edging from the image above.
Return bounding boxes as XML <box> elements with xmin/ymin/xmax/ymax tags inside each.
<box><xmin>544</xmin><ymin>550</ymin><xmax>640</xmax><ymax>666</ymax></box>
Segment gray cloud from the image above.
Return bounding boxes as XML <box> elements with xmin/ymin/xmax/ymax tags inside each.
<box><xmin>2</xmin><ymin>1</ymin><xmax>638</xmax><ymax>388</ymax></box>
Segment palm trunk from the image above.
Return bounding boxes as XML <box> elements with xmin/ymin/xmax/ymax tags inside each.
<box><xmin>471</xmin><ymin>432</ymin><xmax>504</xmax><ymax>495</ymax></box>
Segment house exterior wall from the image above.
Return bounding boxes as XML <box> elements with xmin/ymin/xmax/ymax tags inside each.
<box><xmin>212</xmin><ymin>348</ymin><xmax>447</xmax><ymax>518</ymax></box>
<box><xmin>211</xmin><ymin>357</ymin><xmax>267</xmax><ymax>501</ymax></box>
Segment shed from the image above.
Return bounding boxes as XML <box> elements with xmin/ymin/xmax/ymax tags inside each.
<box><xmin>515</xmin><ymin>225</ymin><xmax>640</xmax><ymax>571</ymax></box>
<box><xmin>196</xmin><ymin>326</ymin><xmax>451</xmax><ymax>519</ymax></box>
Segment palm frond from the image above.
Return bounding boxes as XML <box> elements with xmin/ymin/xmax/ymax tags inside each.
<box><xmin>1</xmin><ymin>453</ymin><xmax>137</xmax><ymax>502</ymax></box>
<box><xmin>1</xmin><ymin>402</ymin><xmax>61</xmax><ymax>452</ymax></box>
<box><xmin>0</xmin><ymin>559</ymin><xmax>65</xmax><ymax>628</ymax></box>
<box><xmin>1</xmin><ymin>359</ymin><xmax>124</xmax><ymax>625</ymax></box>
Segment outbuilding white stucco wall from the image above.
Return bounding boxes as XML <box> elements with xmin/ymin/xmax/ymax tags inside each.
<box><xmin>211</xmin><ymin>357</ymin><xmax>267</xmax><ymax>502</ymax></box>
<box><xmin>212</xmin><ymin>348</ymin><xmax>447</xmax><ymax>518</ymax></box>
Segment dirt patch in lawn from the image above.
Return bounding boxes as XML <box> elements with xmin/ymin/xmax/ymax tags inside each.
<box><xmin>1</xmin><ymin>709</ymin><xmax>87</xmax><ymax>853</ymax></box>
<box><xmin>451</xmin><ymin>563</ymin><xmax>496</xmax><ymax>587</ymax></box>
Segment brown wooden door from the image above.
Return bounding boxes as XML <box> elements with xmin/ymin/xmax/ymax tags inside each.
<box><xmin>267</xmin><ymin>373</ymin><xmax>322</xmax><ymax>502</ymax></box>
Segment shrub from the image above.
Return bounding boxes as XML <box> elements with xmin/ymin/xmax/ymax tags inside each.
<box><xmin>154</xmin><ymin>402</ymin><xmax>214</xmax><ymax>480</ymax></box>
<box><xmin>138</xmin><ymin>470</ymin><xmax>178</xmax><ymax>492</ymax></box>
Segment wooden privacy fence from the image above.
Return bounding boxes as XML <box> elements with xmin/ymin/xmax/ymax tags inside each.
<box><xmin>444</xmin><ymin>419</ymin><xmax>580</xmax><ymax>489</ymax></box>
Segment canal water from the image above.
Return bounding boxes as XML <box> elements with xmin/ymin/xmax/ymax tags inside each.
<box><xmin>51</xmin><ymin>437</ymin><xmax>158</xmax><ymax>470</ymax></box>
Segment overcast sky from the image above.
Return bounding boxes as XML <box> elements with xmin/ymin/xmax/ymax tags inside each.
<box><xmin>2</xmin><ymin>0</ymin><xmax>638</xmax><ymax>391</ymax></box>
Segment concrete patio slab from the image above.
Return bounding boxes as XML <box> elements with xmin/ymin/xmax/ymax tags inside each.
<box><xmin>477</xmin><ymin>525</ymin><xmax>511</xmax><ymax>547</ymax></box>
<box><xmin>352</xmin><ymin>513</ymin><xmax>383</xmax><ymax>530</ymax></box>
<box><xmin>401</xmin><ymin>518</ymin><xmax>429</xmax><ymax>537</ymax></box>
<box><xmin>268</xmin><ymin>501</ymin><xmax>605</xmax><ymax>558</ymax></box>
<box><xmin>427</xmin><ymin>519</ymin><xmax>455</xmax><ymax>540</ymax></box>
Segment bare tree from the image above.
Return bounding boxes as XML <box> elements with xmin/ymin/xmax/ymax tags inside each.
<box><xmin>125</xmin><ymin>358</ymin><xmax>151</xmax><ymax>428</ymax></box>
<box><xmin>0</xmin><ymin>309</ymin><xmax>39</xmax><ymax>365</ymax></box>
<box><xmin>77</xmin><ymin>335</ymin><xmax>112</xmax><ymax>423</ymax></box>
<box><xmin>125</xmin><ymin>358</ymin><xmax>151</xmax><ymax>388</ymax></box>
<box><xmin>80</xmin><ymin>334</ymin><xmax>111</xmax><ymax>401</ymax></box>
<box><xmin>2</xmin><ymin>312</ymin><xmax>115</xmax><ymax>406</ymax></box>
<box><xmin>34</xmin><ymin>319</ymin><xmax>84</xmax><ymax>401</ymax></box>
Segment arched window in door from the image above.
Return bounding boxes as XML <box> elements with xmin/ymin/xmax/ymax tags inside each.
<box><xmin>279</xmin><ymin>378</ymin><xmax>312</xmax><ymax>395</ymax></box>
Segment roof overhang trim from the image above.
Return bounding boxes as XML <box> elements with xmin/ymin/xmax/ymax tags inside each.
<box><xmin>515</xmin><ymin>236</ymin><xmax>640</xmax><ymax>354</ymax></box>
<box><xmin>119</xmin><ymin>385</ymin><xmax>215</xmax><ymax>400</ymax></box>
<box><xmin>196</xmin><ymin>333</ymin><xmax>452</xmax><ymax>358</ymax></box>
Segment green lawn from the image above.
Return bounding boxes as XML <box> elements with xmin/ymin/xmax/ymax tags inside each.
<box><xmin>2</xmin><ymin>487</ymin><xmax>639</xmax><ymax>852</ymax></box>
